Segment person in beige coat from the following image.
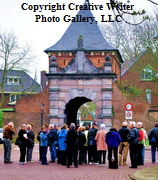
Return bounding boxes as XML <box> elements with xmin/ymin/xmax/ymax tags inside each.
<box><xmin>95</xmin><ymin>124</ymin><xmax>107</xmax><ymax>166</ymax></box>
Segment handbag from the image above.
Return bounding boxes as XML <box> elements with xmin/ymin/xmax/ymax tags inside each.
<box><xmin>15</xmin><ymin>137</ymin><xmax>21</xmax><ymax>146</ymax></box>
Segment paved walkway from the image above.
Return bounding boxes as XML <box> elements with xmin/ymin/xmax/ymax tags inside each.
<box><xmin>0</xmin><ymin>144</ymin><xmax>157</xmax><ymax>180</ymax></box>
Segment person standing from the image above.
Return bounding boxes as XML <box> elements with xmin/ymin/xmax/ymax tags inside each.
<box><xmin>40</xmin><ymin>125</ymin><xmax>49</xmax><ymax>165</ymax></box>
<box><xmin>83</xmin><ymin>126</ymin><xmax>89</xmax><ymax>164</ymax></box>
<box><xmin>95</xmin><ymin>124</ymin><xmax>107</xmax><ymax>166</ymax></box>
<box><xmin>148</xmin><ymin>122</ymin><xmax>158</xmax><ymax>163</ymax></box>
<box><xmin>3</xmin><ymin>122</ymin><xmax>14</xmax><ymax>163</ymax></box>
<box><xmin>58</xmin><ymin>124</ymin><xmax>68</xmax><ymax>165</ymax></box>
<box><xmin>88</xmin><ymin>122</ymin><xmax>98</xmax><ymax>164</ymax></box>
<box><xmin>142</xmin><ymin>124</ymin><xmax>148</xmax><ymax>165</ymax></box>
<box><xmin>137</xmin><ymin>122</ymin><xmax>145</xmax><ymax>166</ymax></box>
<box><xmin>48</xmin><ymin>124</ymin><xmax>58</xmax><ymax>163</ymax></box>
<box><xmin>78</xmin><ymin>126</ymin><xmax>86</xmax><ymax>165</ymax></box>
<box><xmin>118</xmin><ymin>121</ymin><xmax>130</xmax><ymax>166</ymax></box>
<box><xmin>26</xmin><ymin>124</ymin><xmax>35</xmax><ymax>162</ymax></box>
<box><xmin>127</xmin><ymin>121</ymin><xmax>139</xmax><ymax>168</ymax></box>
<box><xmin>66</xmin><ymin>123</ymin><xmax>78</xmax><ymax>168</ymax></box>
<box><xmin>18</xmin><ymin>124</ymin><xmax>28</xmax><ymax>165</ymax></box>
<box><xmin>54</xmin><ymin>124</ymin><xmax>60</xmax><ymax>163</ymax></box>
<box><xmin>106</xmin><ymin>128</ymin><xmax>122</xmax><ymax>169</ymax></box>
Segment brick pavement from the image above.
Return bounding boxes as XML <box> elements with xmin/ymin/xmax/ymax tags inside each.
<box><xmin>0</xmin><ymin>144</ymin><xmax>157</xmax><ymax>180</ymax></box>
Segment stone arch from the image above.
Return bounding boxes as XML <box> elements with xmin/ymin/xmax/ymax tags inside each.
<box><xmin>64</xmin><ymin>96</ymin><xmax>92</xmax><ymax>125</ymax></box>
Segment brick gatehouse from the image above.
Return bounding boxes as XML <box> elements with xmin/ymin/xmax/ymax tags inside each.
<box><xmin>44</xmin><ymin>0</ymin><xmax>123</xmax><ymax>129</ymax></box>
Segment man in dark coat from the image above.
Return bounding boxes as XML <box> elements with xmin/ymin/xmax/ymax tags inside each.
<box><xmin>148</xmin><ymin>122</ymin><xmax>158</xmax><ymax>163</ymax></box>
<box><xmin>48</xmin><ymin>124</ymin><xmax>58</xmax><ymax>163</ymax></box>
<box><xmin>127</xmin><ymin>121</ymin><xmax>139</xmax><ymax>168</ymax></box>
<box><xmin>118</xmin><ymin>121</ymin><xmax>130</xmax><ymax>166</ymax></box>
<box><xmin>66</xmin><ymin>123</ymin><xmax>78</xmax><ymax>168</ymax></box>
<box><xmin>88</xmin><ymin>122</ymin><xmax>98</xmax><ymax>164</ymax></box>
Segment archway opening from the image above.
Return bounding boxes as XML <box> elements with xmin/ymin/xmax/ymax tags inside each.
<box><xmin>78</xmin><ymin>101</ymin><xmax>96</xmax><ymax>127</ymax></box>
<box><xmin>64</xmin><ymin>97</ymin><xmax>92</xmax><ymax>126</ymax></box>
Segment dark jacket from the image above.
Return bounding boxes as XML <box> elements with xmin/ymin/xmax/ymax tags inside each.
<box><xmin>26</xmin><ymin>130</ymin><xmax>35</xmax><ymax>147</ymax></box>
<box><xmin>118</xmin><ymin>126</ymin><xmax>130</xmax><ymax>142</ymax></box>
<box><xmin>127</xmin><ymin>127</ymin><xmax>139</xmax><ymax>144</ymax></box>
<box><xmin>66</xmin><ymin>128</ymin><xmax>78</xmax><ymax>150</ymax></box>
<box><xmin>78</xmin><ymin>131</ymin><xmax>86</xmax><ymax>150</ymax></box>
<box><xmin>88</xmin><ymin>128</ymin><xmax>98</xmax><ymax>146</ymax></box>
<box><xmin>18</xmin><ymin>129</ymin><xmax>27</xmax><ymax>146</ymax></box>
<box><xmin>48</xmin><ymin>129</ymin><xmax>58</xmax><ymax>143</ymax></box>
<box><xmin>106</xmin><ymin>131</ymin><xmax>122</xmax><ymax>147</ymax></box>
<box><xmin>148</xmin><ymin>127</ymin><xmax>158</xmax><ymax>144</ymax></box>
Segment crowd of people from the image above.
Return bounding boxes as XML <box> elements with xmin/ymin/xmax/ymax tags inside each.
<box><xmin>2</xmin><ymin>120</ymin><xmax>158</xmax><ymax>169</ymax></box>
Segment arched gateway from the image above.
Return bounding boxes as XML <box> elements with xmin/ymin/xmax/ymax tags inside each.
<box><xmin>44</xmin><ymin>1</ymin><xmax>123</xmax><ymax>129</ymax></box>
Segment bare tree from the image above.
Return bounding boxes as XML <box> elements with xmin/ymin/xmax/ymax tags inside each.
<box><xmin>0</xmin><ymin>29</ymin><xmax>35</xmax><ymax>108</ymax></box>
<box><xmin>100</xmin><ymin>15</ymin><xmax>158</xmax><ymax>67</ymax></box>
<box><xmin>108</xmin><ymin>0</ymin><xmax>158</xmax><ymax>25</ymax></box>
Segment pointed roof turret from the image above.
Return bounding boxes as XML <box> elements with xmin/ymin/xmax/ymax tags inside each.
<box><xmin>45</xmin><ymin>1</ymin><xmax>123</xmax><ymax>63</ymax></box>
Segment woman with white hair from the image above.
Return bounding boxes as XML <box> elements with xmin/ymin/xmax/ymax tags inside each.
<box><xmin>95</xmin><ymin>124</ymin><xmax>107</xmax><ymax>166</ymax></box>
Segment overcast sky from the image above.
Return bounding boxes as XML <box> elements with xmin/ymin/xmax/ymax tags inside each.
<box><xmin>0</xmin><ymin>0</ymin><xmax>154</xmax><ymax>81</ymax></box>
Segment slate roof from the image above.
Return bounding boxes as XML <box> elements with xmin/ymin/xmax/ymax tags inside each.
<box><xmin>44</xmin><ymin>3</ymin><xmax>123</xmax><ymax>63</ymax></box>
<box><xmin>0</xmin><ymin>69</ymin><xmax>41</xmax><ymax>93</ymax></box>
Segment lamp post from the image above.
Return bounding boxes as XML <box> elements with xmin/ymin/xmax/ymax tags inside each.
<box><xmin>40</xmin><ymin>103</ymin><xmax>45</xmax><ymax>127</ymax></box>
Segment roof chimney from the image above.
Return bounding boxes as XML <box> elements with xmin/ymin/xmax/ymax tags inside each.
<box><xmin>41</xmin><ymin>71</ymin><xmax>47</xmax><ymax>91</ymax></box>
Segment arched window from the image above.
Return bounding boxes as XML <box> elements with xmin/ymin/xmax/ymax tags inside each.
<box><xmin>141</xmin><ymin>65</ymin><xmax>154</xmax><ymax>81</ymax></box>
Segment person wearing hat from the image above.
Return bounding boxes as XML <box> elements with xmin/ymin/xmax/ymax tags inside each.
<box><xmin>88</xmin><ymin>122</ymin><xmax>98</xmax><ymax>164</ymax></box>
<box><xmin>148</xmin><ymin>122</ymin><xmax>158</xmax><ymax>163</ymax></box>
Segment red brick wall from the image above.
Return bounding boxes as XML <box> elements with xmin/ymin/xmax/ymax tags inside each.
<box><xmin>8</xmin><ymin>87</ymin><xmax>50</xmax><ymax>133</ymax></box>
<box><xmin>112</xmin><ymin>82</ymin><xmax>157</xmax><ymax>132</ymax></box>
<box><xmin>121</xmin><ymin>49</ymin><xmax>158</xmax><ymax>108</ymax></box>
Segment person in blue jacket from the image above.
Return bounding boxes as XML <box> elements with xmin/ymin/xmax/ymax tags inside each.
<box><xmin>106</xmin><ymin>128</ymin><xmax>122</xmax><ymax>169</ymax></box>
<box><xmin>40</xmin><ymin>125</ymin><xmax>49</xmax><ymax>165</ymax></box>
<box><xmin>58</xmin><ymin>124</ymin><xmax>68</xmax><ymax>165</ymax></box>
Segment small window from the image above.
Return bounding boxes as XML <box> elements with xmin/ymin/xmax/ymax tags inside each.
<box><xmin>7</xmin><ymin>77</ymin><xmax>20</xmax><ymax>85</ymax></box>
<box><xmin>146</xmin><ymin>89</ymin><xmax>151</xmax><ymax>104</ymax></box>
<box><xmin>9</xmin><ymin>94</ymin><xmax>20</xmax><ymax>103</ymax></box>
<box><xmin>141</xmin><ymin>66</ymin><xmax>153</xmax><ymax>81</ymax></box>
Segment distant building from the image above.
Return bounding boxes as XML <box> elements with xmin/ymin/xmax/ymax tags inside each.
<box><xmin>0</xmin><ymin>69</ymin><xmax>41</xmax><ymax>108</ymax></box>
<box><xmin>121</xmin><ymin>48</ymin><xmax>158</xmax><ymax>112</ymax></box>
